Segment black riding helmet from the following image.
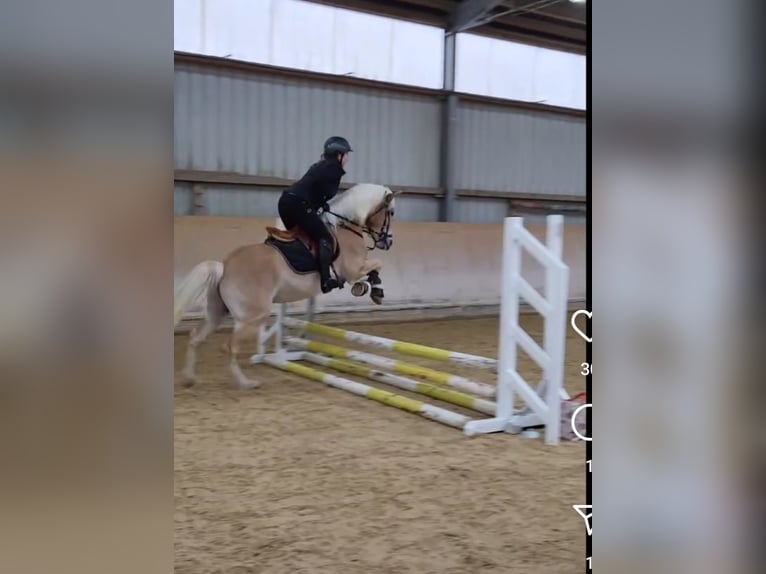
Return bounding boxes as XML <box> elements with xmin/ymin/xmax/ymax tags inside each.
<box><xmin>323</xmin><ymin>136</ymin><xmax>353</xmax><ymax>157</ymax></box>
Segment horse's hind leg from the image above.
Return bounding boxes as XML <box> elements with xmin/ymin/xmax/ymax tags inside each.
<box><xmin>181</xmin><ymin>288</ymin><xmax>226</xmax><ymax>387</ymax></box>
<box><xmin>228</xmin><ymin>310</ymin><xmax>270</xmax><ymax>390</ymax></box>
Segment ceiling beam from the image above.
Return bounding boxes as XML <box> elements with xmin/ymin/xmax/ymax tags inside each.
<box><xmin>493</xmin><ymin>15</ymin><xmax>584</xmax><ymax>43</ymax></box>
<box><xmin>448</xmin><ymin>0</ymin><xmax>507</xmax><ymax>33</ymax></box>
<box><xmin>468</xmin><ymin>27</ymin><xmax>584</xmax><ymax>53</ymax></box>
<box><xmin>305</xmin><ymin>0</ymin><xmax>445</xmax><ymax>27</ymax></box>
<box><xmin>298</xmin><ymin>0</ymin><xmax>585</xmax><ymax>52</ymax></box>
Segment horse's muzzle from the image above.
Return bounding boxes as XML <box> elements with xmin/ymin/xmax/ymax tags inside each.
<box><xmin>375</xmin><ymin>233</ymin><xmax>393</xmax><ymax>250</ymax></box>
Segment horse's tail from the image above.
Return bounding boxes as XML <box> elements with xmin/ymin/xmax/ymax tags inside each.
<box><xmin>173</xmin><ymin>260</ymin><xmax>224</xmax><ymax>329</ymax></box>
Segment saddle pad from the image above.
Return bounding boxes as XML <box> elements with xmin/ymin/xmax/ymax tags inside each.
<box><xmin>265</xmin><ymin>236</ymin><xmax>317</xmax><ymax>274</ymax></box>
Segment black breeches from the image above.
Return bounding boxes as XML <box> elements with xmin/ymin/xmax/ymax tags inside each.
<box><xmin>278</xmin><ymin>194</ymin><xmax>333</xmax><ymax>246</ymax></box>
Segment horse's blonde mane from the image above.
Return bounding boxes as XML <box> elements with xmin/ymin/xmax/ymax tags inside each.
<box><xmin>272</xmin><ymin>183</ymin><xmax>393</xmax><ymax>231</ymax></box>
<box><xmin>323</xmin><ymin>183</ymin><xmax>392</xmax><ymax>227</ymax></box>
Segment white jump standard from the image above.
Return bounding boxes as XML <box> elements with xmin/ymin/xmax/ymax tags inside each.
<box><xmin>252</xmin><ymin>215</ymin><xmax>570</xmax><ymax>444</ymax></box>
<box><xmin>464</xmin><ymin>216</ymin><xmax>569</xmax><ymax>443</ymax></box>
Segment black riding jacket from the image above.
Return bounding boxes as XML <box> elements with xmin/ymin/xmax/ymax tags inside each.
<box><xmin>284</xmin><ymin>158</ymin><xmax>345</xmax><ymax>210</ymax></box>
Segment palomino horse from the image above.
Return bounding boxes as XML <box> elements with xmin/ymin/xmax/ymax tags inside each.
<box><xmin>173</xmin><ymin>183</ymin><xmax>399</xmax><ymax>389</ymax></box>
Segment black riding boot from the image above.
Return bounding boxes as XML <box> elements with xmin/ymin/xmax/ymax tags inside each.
<box><xmin>318</xmin><ymin>239</ymin><xmax>339</xmax><ymax>293</ymax></box>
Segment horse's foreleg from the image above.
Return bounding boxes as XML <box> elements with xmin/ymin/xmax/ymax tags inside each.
<box><xmin>353</xmin><ymin>259</ymin><xmax>385</xmax><ymax>305</ymax></box>
<box><xmin>358</xmin><ymin>259</ymin><xmax>382</xmax><ymax>276</ymax></box>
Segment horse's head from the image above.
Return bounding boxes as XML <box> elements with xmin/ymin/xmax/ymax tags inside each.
<box><xmin>326</xmin><ymin>184</ymin><xmax>401</xmax><ymax>250</ymax></box>
<box><xmin>365</xmin><ymin>186</ymin><xmax>399</xmax><ymax>250</ymax></box>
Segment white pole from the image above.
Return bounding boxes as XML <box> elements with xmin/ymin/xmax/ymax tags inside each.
<box><xmin>496</xmin><ymin>218</ymin><xmax>522</xmax><ymax>423</ymax></box>
<box><xmin>543</xmin><ymin>215</ymin><xmax>568</xmax><ymax>444</ymax></box>
<box><xmin>464</xmin><ymin>217</ymin><xmax>522</xmax><ymax>435</ymax></box>
<box><xmin>545</xmin><ymin>215</ymin><xmax>564</xmax><ymax>290</ymax></box>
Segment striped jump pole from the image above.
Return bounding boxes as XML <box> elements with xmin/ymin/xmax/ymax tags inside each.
<box><xmin>282</xmin><ymin>317</ymin><xmax>498</xmax><ymax>371</ymax></box>
<box><xmin>284</xmin><ymin>337</ymin><xmax>496</xmax><ymax>398</ymax></box>
<box><xmin>262</xmin><ymin>355</ymin><xmax>473</xmax><ymax>431</ymax></box>
<box><xmin>301</xmin><ymin>352</ymin><xmax>496</xmax><ymax>416</ymax></box>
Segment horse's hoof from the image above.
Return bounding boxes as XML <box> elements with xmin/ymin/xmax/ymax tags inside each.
<box><xmin>181</xmin><ymin>373</ymin><xmax>197</xmax><ymax>388</ymax></box>
<box><xmin>370</xmin><ymin>288</ymin><xmax>384</xmax><ymax>305</ymax></box>
<box><xmin>351</xmin><ymin>281</ymin><xmax>370</xmax><ymax>297</ymax></box>
<box><xmin>237</xmin><ymin>379</ymin><xmax>262</xmax><ymax>390</ymax></box>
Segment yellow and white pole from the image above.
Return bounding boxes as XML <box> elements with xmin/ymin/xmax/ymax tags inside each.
<box><xmin>262</xmin><ymin>355</ymin><xmax>473</xmax><ymax>430</ymax></box>
<box><xmin>285</xmin><ymin>337</ymin><xmax>496</xmax><ymax>398</ymax></box>
<box><xmin>301</xmin><ymin>352</ymin><xmax>496</xmax><ymax>415</ymax></box>
<box><xmin>283</xmin><ymin>318</ymin><xmax>498</xmax><ymax>371</ymax></box>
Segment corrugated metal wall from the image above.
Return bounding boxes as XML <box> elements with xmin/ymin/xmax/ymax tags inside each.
<box><xmin>174</xmin><ymin>183</ymin><xmax>283</xmax><ymax>218</ymax></box>
<box><xmin>174</xmin><ymin>59</ymin><xmax>585</xmax><ymax>221</ymax></box>
<box><xmin>455</xmin><ymin>101</ymin><xmax>586</xmax><ymax>197</ymax></box>
<box><xmin>175</xmin><ymin>62</ymin><xmax>441</xmax><ymax>184</ymax></box>
<box><xmin>453</xmin><ymin>197</ymin><xmax>510</xmax><ymax>223</ymax></box>
<box><xmin>174</xmin><ymin>184</ymin><xmax>193</xmax><ymax>216</ymax></box>
<box><xmin>174</xmin><ymin>181</ymin><xmax>442</xmax><ymax>222</ymax></box>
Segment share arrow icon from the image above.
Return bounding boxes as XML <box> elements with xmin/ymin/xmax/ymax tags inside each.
<box><xmin>573</xmin><ymin>505</ymin><xmax>592</xmax><ymax>535</ymax></box>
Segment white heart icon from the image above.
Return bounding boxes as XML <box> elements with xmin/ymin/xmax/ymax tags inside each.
<box><xmin>571</xmin><ymin>310</ymin><xmax>592</xmax><ymax>343</ymax></box>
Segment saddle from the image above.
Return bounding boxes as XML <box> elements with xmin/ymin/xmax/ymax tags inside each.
<box><xmin>265</xmin><ymin>226</ymin><xmax>340</xmax><ymax>274</ymax></box>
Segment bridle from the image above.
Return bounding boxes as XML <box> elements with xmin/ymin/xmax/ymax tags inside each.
<box><xmin>325</xmin><ymin>197</ymin><xmax>393</xmax><ymax>251</ymax></box>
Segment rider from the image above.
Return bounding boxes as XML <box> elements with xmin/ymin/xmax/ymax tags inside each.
<box><xmin>278</xmin><ymin>136</ymin><xmax>352</xmax><ymax>293</ymax></box>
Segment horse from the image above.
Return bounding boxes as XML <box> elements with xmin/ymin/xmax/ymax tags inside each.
<box><xmin>173</xmin><ymin>183</ymin><xmax>400</xmax><ymax>389</ymax></box>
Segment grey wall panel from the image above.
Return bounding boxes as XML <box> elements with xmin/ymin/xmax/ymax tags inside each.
<box><xmin>392</xmin><ymin>196</ymin><xmax>441</xmax><ymax>222</ymax></box>
<box><xmin>454</xmin><ymin>198</ymin><xmax>510</xmax><ymax>223</ymax></box>
<box><xmin>205</xmin><ymin>187</ymin><xmax>282</xmax><ymax>218</ymax></box>
<box><xmin>455</xmin><ymin>102</ymin><xmax>586</xmax><ymax>197</ymax></box>
<box><xmin>175</xmin><ymin>64</ymin><xmax>442</xmax><ymax>188</ymax></box>
<box><xmin>174</xmin><ymin>184</ymin><xmax>193</xmax><ymax>215</ymax></box>
<box><xmin>175</xmin><ymin>59</ymin><xmax>586</xmax><ymax>223</ymax></box>
<box><xmin>175</xmin><ymin>183</ymin><xmax>438</xmax><ymax>221</ymax></box>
